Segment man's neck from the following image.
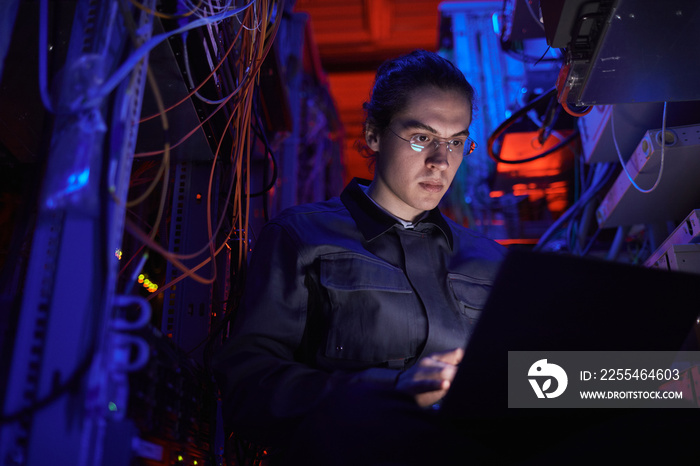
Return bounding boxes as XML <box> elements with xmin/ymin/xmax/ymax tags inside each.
<box><xmin>360</xmin><ymin>183</ymin><xmax>427</xmax><ymax>228</ymax></box>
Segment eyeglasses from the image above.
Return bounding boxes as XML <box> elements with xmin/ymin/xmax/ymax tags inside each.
<box><xmin>388</xmin><ymin>127</ymin><xmax>478</xmax><ymax>156</ymax></box>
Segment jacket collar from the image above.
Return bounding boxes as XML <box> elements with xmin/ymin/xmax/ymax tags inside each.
<box><xmin>340</xmin><ymin>178</ymin><xmax>454</xmax><ymax>249</ymax></box>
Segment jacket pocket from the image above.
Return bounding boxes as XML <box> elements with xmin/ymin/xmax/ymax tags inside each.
<box><xmin>447</xmin><ymin>272</ymin><xmax>493</xmax><ymax>325</ymax></box>
<box><xmin>320</xmin><ymin>253</ymin><xmax>412</xmax><ymax>292</ymax></box>
<box><xmin>319</xmin><ymin>253</ymin><xmax>416</xmax><ymax>364</ymax></box>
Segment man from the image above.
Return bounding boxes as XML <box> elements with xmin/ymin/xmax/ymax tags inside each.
<box><xmin>213</xmin><ymin>49</ymin><xmax>506</xmax><ymax>464</ymax></box>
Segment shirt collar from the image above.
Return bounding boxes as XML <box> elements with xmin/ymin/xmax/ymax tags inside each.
<box><xmin>358</xmin><ymin>183</ymin><xmax>428</xmax><ymax>229</ymax></box>
<box><xmin>340</xmin><ymin>178</ymin><xmax>454</xmax><ymax>249</ymax></box>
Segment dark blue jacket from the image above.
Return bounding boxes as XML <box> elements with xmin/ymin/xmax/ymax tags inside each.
<box><xmin>213</xmin><ymin>178</ymin><xmax>506</xmax><ymax>444</ymax></box>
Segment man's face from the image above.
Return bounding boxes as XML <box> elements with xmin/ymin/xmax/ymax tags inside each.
<box><xmin>366</xmin><ymin>86</ymin><xmax>472</xmax><ymax>222</ymax></box>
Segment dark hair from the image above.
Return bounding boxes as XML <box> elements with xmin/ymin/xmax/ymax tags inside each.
<box><xmin>358</xmin><ymin>49</ymin><xmax>476</xmax><ymax>162</ymax></box>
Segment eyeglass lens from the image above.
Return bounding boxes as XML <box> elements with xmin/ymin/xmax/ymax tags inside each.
<box><xmin>409</xmin><ymin>136</ymin><xmax>476</xmax><ymax>155</ymax></box>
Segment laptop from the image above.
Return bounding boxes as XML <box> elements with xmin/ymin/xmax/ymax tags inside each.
<box><xmin>434</xmin><ymin>249</ymin><xmax>700</xmax><ymax>462</ymax></box>
<box><xmin>440</xmin><ymin>248</ymin><xmax>700</xmax><ymax>417</ymax></box>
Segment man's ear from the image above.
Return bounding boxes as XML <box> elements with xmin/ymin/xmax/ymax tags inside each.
<box><xmin>365</xmin><ymin>125</ymin><xmax>381</xmax><ymax>152</ymax></box>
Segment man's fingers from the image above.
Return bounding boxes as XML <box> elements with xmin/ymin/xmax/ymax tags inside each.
<box><xmin>430</xmin><ymin>347</ymin><xmax>464</xmax><ymax>365</ymax></box>
<box><xmin>408</xmin><ymin>361</ymin><xmax>458</xmax><ymax>386</ymax></box>
<box><xmin>397</xmin><ymin>348</ymin><xmax>464</xmax><ymax>406</ymax></box>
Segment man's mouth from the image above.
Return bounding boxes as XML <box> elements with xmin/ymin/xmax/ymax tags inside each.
<box><xmin>418</xmin><ymin>181</ymin><xmax>444</xmax><ymax>193</ymax></box>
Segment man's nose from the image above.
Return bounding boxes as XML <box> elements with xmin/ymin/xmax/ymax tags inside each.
<box><xmin>426</xmin><ymin>143</ymin><xmax>450</xmax><ymax>169</ymax></box>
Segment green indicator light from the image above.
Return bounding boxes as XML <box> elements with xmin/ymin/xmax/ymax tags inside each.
<box><xmin>108</xmin><ymin>402</ymin><xmax>117</xmax><ymax>412</ymax></box>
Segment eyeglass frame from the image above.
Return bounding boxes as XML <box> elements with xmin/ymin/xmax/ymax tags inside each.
<box><xmin>387</xmin><ymin>126</ymin><xmax>478</xmax><ymax>156</ymax></box>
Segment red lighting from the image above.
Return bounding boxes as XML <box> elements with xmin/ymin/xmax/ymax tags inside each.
<box><xmin>492</xmin><ymin>131</ymin><xmax>578</xmax><ymax>219</ymax></box>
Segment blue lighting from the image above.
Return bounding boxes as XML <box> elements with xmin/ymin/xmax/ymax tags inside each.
<box><xmin>66</xmin><ymin>168</ymin><xmax>90</xmax><ymax>193</ymax></box>
<box><xmin>492</xmin><ymin>12</ymin><xmax>500</xmax><ymax>35</ymax></box>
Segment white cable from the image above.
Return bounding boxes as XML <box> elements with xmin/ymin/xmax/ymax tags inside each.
<box><xmin>181</xmin><ymin>32</ymin><xmax>230</xmax><ymax>105</ymax></box>
<box><xmin>611</xmin><ymin>102</ymin><xmax>667</xmax><ymax>194</ymax></box>
<box><xmin>79</xmin><ymin>0</ymin><xmax>256</xmax><ymax>110</ymax></box>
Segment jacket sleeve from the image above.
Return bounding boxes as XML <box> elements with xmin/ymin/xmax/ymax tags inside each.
<box><xmin>212</xmin><ymin>221</ymin><xmax>398</xmax><ymax>445</ymax></box>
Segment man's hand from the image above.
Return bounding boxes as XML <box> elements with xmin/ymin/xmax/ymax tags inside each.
<box><xmin>395</xmin><ymin>348</ymin><xmax>464</xmax><ymax>407</ymax></box>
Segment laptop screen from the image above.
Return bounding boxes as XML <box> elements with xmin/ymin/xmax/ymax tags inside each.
<box><xmin>439</xmin><ymin>249</ymin><xmax>700</xmax><ymax>418</ymax></box>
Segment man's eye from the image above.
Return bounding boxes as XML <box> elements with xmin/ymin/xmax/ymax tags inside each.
<box><xmin>450</xmin><ymin>140</ymin><xmax>464</xmax><ymax>148</ymax></box>
<box><xmin>414</xmin><ymin>134</ymin><xmax>432</xmax><ymax>143</ymax></box>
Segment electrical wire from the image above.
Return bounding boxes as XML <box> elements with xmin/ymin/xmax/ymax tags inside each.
<box><xmin>579</xmin><ymin>227</ymin><xmax>602</xmax><ymax>256</ymax></box>
<box><xmin>145</xmin><ymin>3</ymin><xmax>267</xmax><ymax>262</ymax></box>
<box><xmin>534</xmin><ymin>162</ymin><xmax>617</xmax><ymax>252</ymax></box>
<box><xmin>179</xmin><ymin>2</ymin><xmax>257</xmax><ymax>105</ymax></box>
<box><xmin>542</xmin><ymin>163</ymin><xmax>613</xmax><ymax>252</ymax></box>
<box><xmin>498</xmin><ymin>0</ymin><xmax>560</xmax><ymax>64</ymax></box>
<box><xmin>0</xmin><ymin>341</ymin><xmax>97</xmax><ymax>424</ymax></box>
<box><xmin>524</xmin><ymin>0</ymin><xmax>545</xmax><ymax>31</ymax></box>
<box><xmin>123</xmin><ymin>252</ymin><xmax>149</xmax><ymax>295</ymax></box>
<box><xmin>119</xmin><ymin>241</ymin><xmax>146</xmax><ymax>277</ymax></box>
<box><xmin>12</xmin><ymin>0</ymin><xmax>284</xmax><ymax>447</ymax></box>
<box><xmin>127</xmin><ymin>0</ymin><xmax>204</xmax><ymax>20</ymax></box>
<box><xmin>126</xmin><ymin>0</ymin><xmax>284</xmax><ymax>300</ymax></box>
<box><xmin>249</xmin><ymin>96</ymin><xmax>278</xmax><ymax>197</ymax></box>
<box><xmin>81</xmin><ymin>0</ymin><xmax>257</xmax><ymax>110</ymax></box>
<box><xmin>487</xmin><ymin>87</ymin><xmax>580</xmax><ymax>165</ymax></box>
<box><xmin>611</xmin><ymin>101</ymin><xmax>667</xmax><ymax>194</ymax></box>
<box><xmin>134</xmin><ymin>86</ymin><xmax>242</xmax><ymax>158</ymax></box>
<box><xmin>139</xmin><ymin>20</ymin><xmax>246</xmax><ymax>124</ymax></box>
<box><xmin>118</xmin><ymin>0</ymin><xmax>221</xmax><ymax>289</ymax></box>
<box><xmin>134</xmin><ymin>0</ymin><xmax>279</xmax><ymax>162</ymax></box>
<box><xmin>502</xmin><ymin>44</ymin><xmax>561</xmax><ymax>65</ymax></box>
<box><xmin>182</xmin><ymin>32</ymin><xmax>230</xmax><ymax>105</ymax></box>
<box><xmin>126</xmin><ymin>216</ymin><xmax>216</xmax><ymax>285</ymax></box>
<box><xmin>559</xmin><ymin>83</ymin><xmax>593</xmax><ymax>117</ymax></box>
<box><xmin>129</xmin><ymin>2</ymin><xmax>255</xmax><ymax>276</ymax></box>
<box><xmin>118</xmin><ymin>0</ymin><xmax>284</xmax><ymax>298</ymax></box>
<box><xmin>183</xmin><ymin>0</ymin><xmax>251</xmax><ymax>20</ymax></box>
<box><xmin>158</xmin><ymin>0</ymin><xmax>286</xmax><ymax>364</ymax></box>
